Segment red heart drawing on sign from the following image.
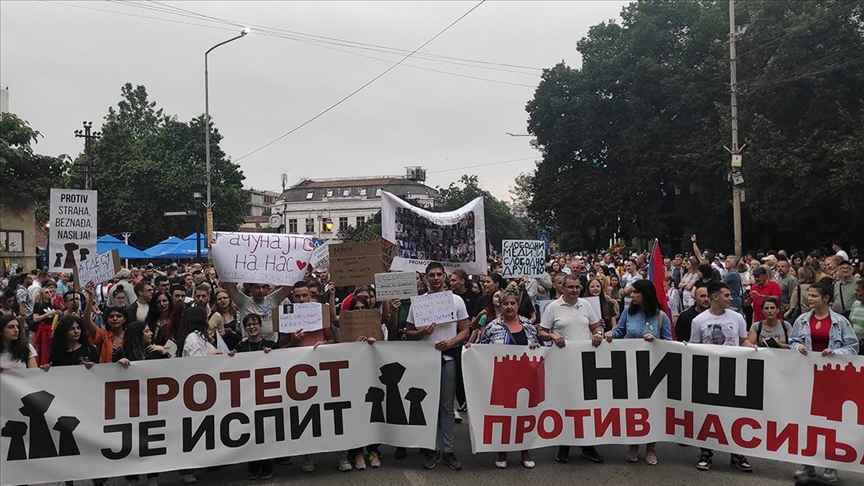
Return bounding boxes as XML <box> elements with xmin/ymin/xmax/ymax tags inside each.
<box><xmin>296</xmin><ymin>260</ymin><xmax>307</xmax><ymax>271</ymax></box>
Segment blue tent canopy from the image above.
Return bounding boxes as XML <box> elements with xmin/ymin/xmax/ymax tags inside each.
<box><xmin>143</xmin><ymin>236</ymin><xmax>182</xmax><ymax>258</ymax></box>
<box><xmin>159</xmin><ymin>233</ymin><xmax>208</xmax><ymax>259</ymax></box>
<box><xmin>96</xmin><ymin>235</ymin><xmax>149</xmax><ymax>259</ymax></box>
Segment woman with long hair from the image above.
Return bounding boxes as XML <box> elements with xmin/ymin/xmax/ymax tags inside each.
<box><xmin>467</xmin><ymin>289</ymin><xmax>541</xmax><ymax>469</ymax></box>
<box><xmin>664</xmin><ymin>275</ymin><xmax>681</xmax><ymax>326</ymax></box>
<box><xmin>789</xmin><ymin>281</ymin><xmax>859</xmax><ymax>483</ymax></box>
<box><xmin>46</xmin><ymin>316</ymin><xmax>98</xmax><ymax>368</ymax></box>
<box><xmin>214</xmin><ymin>289</ymin><xmax>242</xmax><ymax>350</ymax></box>
<box><xmin>604</xmin><ymin>279</ymin><xmax>672</xmax><ymax>465</ymax></box>
<box><xmin>32</xmin><ymin>285</ymin><xmax>61</xmax><ymax>328</ymax></box>
<box><xmin>586</xmin><ymin>277</ymin><xmax>619</xmax><ymax>332</ymax></box>
<box><xmin>87</xmin><ymin>305</ymin><xmax>128</xmax><ymax>364</ymax></box>
<box><xmin>177</xmin><ymin>306</ymin><xmax>221</xmax><ymax>358</ymax></box>
<box><xmin>0</xmin><ymin>315</ymin><xmax>37</xmax><ymax>371</ymax></box>
<box><xmin>678</xmin><ymin>257</ymin><xmax>700</xmax><ymax>309</ymax></box>
<box><xmin>786</xmin><ymin>264</ymin><xmax>816</xmax><ymax>321</ymax></box>
<box><xmin>145</xmin><ymin>290</ymin><xmax>173</xmax><ymax>335</ymax></box>
<box><xmin>609</xmin><ymin>273</ymin><xmax>623</xmax><ymax>310</ymax></box>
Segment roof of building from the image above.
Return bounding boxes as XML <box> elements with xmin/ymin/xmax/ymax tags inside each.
<box><xmin>280</xmin><ymin>176</ymin><xmax>438</xmax><ymax>203</ymax></box>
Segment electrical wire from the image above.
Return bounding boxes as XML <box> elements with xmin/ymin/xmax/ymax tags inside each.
<box><xmin>234</xmin><ymin>0</ymin><xmax>489</xmax><ymax>162</ymax></box>
<box><xmin>746</xmin><ymin>55</ymin><xmax>864</xmax><ymax>92</ymax></box>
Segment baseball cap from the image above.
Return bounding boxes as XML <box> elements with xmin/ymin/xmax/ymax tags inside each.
<box><xmin>761</xmin><ymin>255</ymin><xmax>777</xmax><ymax>262</ymax></box>
<box><xmin>752</xmin><ymin>266</ymin><xmax>767</xmax><ymax>276</ymax></box>
<box><xmin>838</xmin><ymin>260</ymin><xmax>853</xmax><ymax>268</ymax></box>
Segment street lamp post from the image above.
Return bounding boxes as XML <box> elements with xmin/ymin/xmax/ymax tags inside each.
<box><xmin>193</xmin><ymin>192</ymin><xmax>203</xmax><ymax>261</ymax></box>
<box><xmin>205</xmin><ymin>28</ymin><xmax>250</xmax><ymax>253</ymax></box>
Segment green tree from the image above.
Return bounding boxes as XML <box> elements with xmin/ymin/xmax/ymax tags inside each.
<box><xmin>86</xmin><ymin>84</ymin><xmax>246</xmax><ymax>245</ymax></box>
<box><xmin>436</xmin><ymin>174</ymin><xmax>529</xmax><ymax>251</ymax></box>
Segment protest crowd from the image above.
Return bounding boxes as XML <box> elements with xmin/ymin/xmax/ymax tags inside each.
<box><xmin>0</xmin><ymin>232</ymin><xmax>862</xmax><ymax>486</ymax></box>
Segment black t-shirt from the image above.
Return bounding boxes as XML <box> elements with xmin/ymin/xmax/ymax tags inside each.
<box><xmin>509</xmin><ymin>328</ymin><xmax>528</xmax><ymax>346</ymax></box>
<box><xmin>52</xmin><ymin>344</ymin><xmax>99</xmax><ymax>367</ymax></box>
<box><xmin>454</xmin><ymin>289</ymin><xmax>480</xmax><ymax>319</ymax></box>
<box><xmin>234</xmin><ymin>339</ymin><xmax>279</xmax><ymax>353</ymax></box>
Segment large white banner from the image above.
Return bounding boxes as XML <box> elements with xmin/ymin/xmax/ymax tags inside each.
<box><xmin>463</xmin><ymin>340</ymin><xmax>864</xmax><ymax>473</ymax></box>
<box><xmin>0</xmin><ymin>343</ymin><xmax>441</xmax><ymax>485</ymax></box>
<box><xmin>211</xmin><ymin>232</ymin><xmax>315</xmax><ymax>285</ymax></box>
<box><xmin>381</xmin><ymin>192</ymin><xmax>487</xmax><ymax>274</ymax></box>
<box><xmin>49</xmin><ymin>188</ymin><xmax>97</xmax><ymax>273</ymax></box>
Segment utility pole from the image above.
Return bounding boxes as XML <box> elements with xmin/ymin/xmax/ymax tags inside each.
<box><xmin>74</xmin><ymin>121</ymin><xmax>101</xmax><ymax>190</ymax></box>
<box><xmin>281</xmin><ymin>173</ymin><xmax>288</xmax><ymax>234</ymax></box>
<box><xmin>728</xmin><ymin>0</ymin><xmax>743</xmax><ymax>257</ymax></box>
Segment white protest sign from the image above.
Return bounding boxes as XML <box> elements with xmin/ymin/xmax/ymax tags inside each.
<box><xmin>277</xmin><ymin>302</ymin><xmax>325</xmax><ymax>334</ymax></box>
<box><xmin>49</xmin><ymin>188</ymin><xmax>97</xmax><ymax>273</ymax></box>
<box><xmin>501</xmin><ymin>240</ymin><xmax>545</xmax><ymax>278</ymax></box>
<box><xmin>583</xmin><ymin>296</ymin><xmax>602</xmax><ymax>321</ymax></box>
<box><xmin>374</xmin><ymin>272</ymin><xmax>418</xmax><ymax>301</ymax></box>
<box><xmin>410</xmin><ymin>291</ymin><xmax>457</xmax><ymax>327</ymax></box>
<box><xmin>73</xmin><ymin>249</ymin><xmax>121</xmax><ymax>288</ymax></box>
<box><xmin>310</xmin><ymin>241</ymin><xmax>332</xmax><ymax>270</ymax></box>
<box><xmin>212</xmin><ymin>232</ymin><xmax>315</xmax><ymax>285</ymax></box>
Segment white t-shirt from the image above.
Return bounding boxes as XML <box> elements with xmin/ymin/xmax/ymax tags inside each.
<box><xmin>183</xmin><ymin>331</ymin><xmax>216</xmax><ymax>357</ymax></box>
<box><xmin>541</xmin><ymin>297</ymin><xmax>600</xmax><ymax>341</ymax></box>
<box><xmin>407</xmin><ymin>292</ymin><xmax>468</xmax><ymax>361</ymax></box>
<box><xmin>135</xmin><ymin>302</ymin><xmax>150</xmax><ymax>322</ymax></box>
<box><xmin>0</xmin><ymin>344</ymin><xmax>37</xmax><ymax>370</ymax></box>
<box><xmin>233</xmin><ymin>291</ymin><xmax>284</xmax><ymax>341</ymax></box>
<box><xmin>690</xmin><ymin>309</ymin><xmax>747</xmax><ymax>346</ymax></box>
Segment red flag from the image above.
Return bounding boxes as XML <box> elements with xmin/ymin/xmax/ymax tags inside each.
<box><xmin>648</xmin><ymin>239</ymin><xmax>674</xmax><ymax>339</ymax></box>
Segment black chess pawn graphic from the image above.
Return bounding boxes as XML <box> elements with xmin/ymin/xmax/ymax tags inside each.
<box><xmin>365</xmin><ymin>387</ymin><xmax>385</xmax><ymax>423</ymax></box>
<box><xmin>19</xmin><ymin>390</ymin><xmax>58</xmax><ymax>459</ymax></box>
<box><xmin>54</xmin><ymin>416</ymin><xmax>80</xmax><ymax>456</ymax></box>
<box><xmin>378</xmin><ymin>362</ymin><xmax>407</xmax><ymax>425</ymax></box>
<box><xmin>53</xmin><ymin>252</ymin><xmax>64</xmax><ymax>268</ymax></box>
<box><xmin>79</xmin><ymin>248</ymin><xmax>90</xmax><ymax>262</ymax></box>
<box><xmin>405</xmin><ymin>388</ymin><xmax>427</xmax><ymax>426</ymax></box>
<box><xmin>1</xmin><ymin>421</ymin><xmax>28</xmax><ymax>461</ymax></box>
<box><xmin>62</xmin><ymin>243</ymin><xmax>80</xmax><ymax>269</ymax></box>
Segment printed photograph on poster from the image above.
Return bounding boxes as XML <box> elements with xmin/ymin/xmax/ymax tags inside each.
<box><xmin>381</xmin><ymin>192</ymin><xmax>487</xmax><ymax>274</ymax></box>
<box><xmin>273</xmin><ymin>302</ymin><xmax>329</xmax><ymax>334</ymax></box>
<box><xmin>49</xmin><ymin>188</ymin><xmax>97</xmax><ymax>273</ymax></box>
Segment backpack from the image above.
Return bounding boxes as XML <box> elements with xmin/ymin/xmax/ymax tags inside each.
<box><xmin>756</xmin><ymin>320</ymin><xmax>789</xmax><ymax>344</ymax></box>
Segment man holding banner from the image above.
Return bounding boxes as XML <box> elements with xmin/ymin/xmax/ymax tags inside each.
<box><xmin>405</xmin><ymin>262</ymin><xmax>470</xmax><ymax>470</ymax></box>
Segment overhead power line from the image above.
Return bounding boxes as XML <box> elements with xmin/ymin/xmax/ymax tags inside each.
<box><xmin>234</xmin><ymin>0</ymin><xmax>488</xmax><ymax>162</ymax></box>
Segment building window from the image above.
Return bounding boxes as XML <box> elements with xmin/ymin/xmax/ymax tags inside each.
<box><xmin>356</xmin><ymin>216</ymin><xmax>366</xmax><ymax>227</ymax></box>
<box><xmin>306</xmin><ymin>191</ymin><xmax>314</xmax><ymax>200</ymax></box>
<box><xmin>0</xmin><ymin>230</ymin><xmax>24</xmax><ymax>252</ymax></box>
<box><xmin>375</xmin><ymin>188</ymin><xmax>382</xmax><ymax>197</ymax></box>
<box><xmin>339</xmin><ymin>217</ymin><xmax>349</xmax><ymax>231</ymax></box>
<box><xmin>343</xmin><ymin>189</ymin><xmax>350</xmax><ymax>196</ymax></box>
<box><xmin>305</xmin><ymin>218</ymin><xmax>314</xmax><ymax>234</ymax></box>
<box><xmin>359</xmin><ymin>188</ymin><xmax>367</xmax><ymax>196</ymax></box>
<box><xmin>326</xmin><ymin>189</ymin><xmax>333</xmax><ymax>197</ymax></box>
<box><xmin>288</xmin><ymin>219</ymin><xmax>298</xmax><ymax>234</ymax></box>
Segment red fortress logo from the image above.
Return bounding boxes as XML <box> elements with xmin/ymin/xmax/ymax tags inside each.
<box><xmin>810</xmin><ymin>363</ymin><xmax>864</xmax><ymax>426</ymax></box>
<box><xmin>490</xmin><ymin>353</ymin><xmax>546</xmax><ymax>409</ymax></box>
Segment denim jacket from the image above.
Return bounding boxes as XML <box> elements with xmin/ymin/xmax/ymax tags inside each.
<box><xmin>788</xmin><ymin>309</ymin><xmax>859</xmax><ymax>355</ymax></box>
<box><xmin>611</xmin><ymin>306</ymin><xmax>673</xmax><ymax>341</ymax></box>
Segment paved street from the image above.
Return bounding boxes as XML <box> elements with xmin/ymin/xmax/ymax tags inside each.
<box><xmin>48</xmin><ymin>413</ymin><xmax>864</xmax><ymax>486</ymax></box>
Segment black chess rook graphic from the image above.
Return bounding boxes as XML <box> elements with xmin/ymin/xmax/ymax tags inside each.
<box><xmin>79</xmin><ymin>248</ymin><xmax>90</xmax><ymax>262</ymax></box>
<box><xmin>379</xmin><ymin>362</ymin><xmax>408</xmax><ymax>425</ymax></box>
<box><xmin>405</xmin><ymin>388</ymin><xmax>427</xmax><ymax>426</ymax></box>
<box><xmin>54</xmin><ymin>416</ymin><xmax>81</xmax><ymax>456</ymax></box>
<box><xmin>365</xmin><ymin>387</ymin><xmax>386</xmax><ymax>423</ymax></box>
<box><xmin>19</xmin><ymin>390</ymin><xmax>58</xmax><ymax>459</ymax></box>
<box><xmin>53</xmin><ymin>253</ymin><xmax>64</xmax><ymax>268</ymax></box>
<box><xmin>1</xmin><ymin>421</ymin><xmax>28</xmax><ymax>461</ymax></box>
<box><xmin>62</xmin><ymin>243</ymin><xmax>80</xmax><ymax>269</ymax></box>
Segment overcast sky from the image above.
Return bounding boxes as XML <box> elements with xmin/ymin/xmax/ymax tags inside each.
<box><xmin>1</xmin><ymin>1</ymin><xmax>629</xmax><ymax>200</ymax></box>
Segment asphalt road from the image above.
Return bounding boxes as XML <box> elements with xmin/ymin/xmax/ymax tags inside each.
<box><xmin>44</xmin><ymin>414</ymin><xmax>864</xmax><ymax>486</ymax></box>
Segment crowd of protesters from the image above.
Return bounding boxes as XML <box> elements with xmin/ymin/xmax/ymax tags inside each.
<box><xmin>0</xmin><ymin>237</ymin><xmax>861</xmax><ymax>485</ymax></box>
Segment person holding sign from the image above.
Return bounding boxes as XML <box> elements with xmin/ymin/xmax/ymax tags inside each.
<box><xmin>224</xmin><ymin>282</ymin><xmax>291</xmax><ymax>342</ymax></box>
<box><xmin>405</xmin><ymin>262</ymin><xmax>470</xmax><ymax>471</ymax></box>
<box><xmin>465</xmin><ymin>288</ymin><xmax>541</xmax><ymax>469</ymax></box>
<box><xmin>537</xmin><ymin>273</ymin><xmax>605</xmax><ymax>465</ymax></box>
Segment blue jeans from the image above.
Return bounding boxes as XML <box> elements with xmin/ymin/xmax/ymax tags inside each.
<box><xmin>437</xmin><ymin>359</ymin><xmax>456</xmax><ymax>453</ymax></box>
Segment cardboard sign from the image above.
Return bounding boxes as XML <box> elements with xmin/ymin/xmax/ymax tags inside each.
<box><xmin>329</xmin><ymin>242</ymin><xmax>383</xmax><ymax>286</ymax></box>
<box><xmin>410</xmin><ymin>291</ymin><xmax>457</xmax><ymax>327</ymax></box>
<box><xmin>272</xmin><ymin>302</ymin><xmax>330</xmax><ymax>334</ymax></box>
<box><xmin>374</xmin><ymin>271</ymin><xmax>418</xmax><ymax>301</ymax></box>
<box><xmin>310</xmin><ymin>241</ymin><xmax>331</xmax><ymax>270</ymax></box>
<box><xmin>73</xmin><ymin>249</ymin><xmax>121</xmax><ymax>288</ymax></box>
<box><xmin>212</xmin><ymin>232</ymin><xmax>315</xmax><ymax>285</ymax></box>
<box><xmin>501</xmin><ymin>240</ymin><xmax>545</xmax><ymax>278</ymax></box>
<box><xmin>338</xmin><ymin>309</ymin><xmax>384</xmax><ymax>342</ymax></box>
<box><xmin>354</xmin><ymin>230</ymin><xmax>397</xmax><ymax>272</ymax></box>
<box><xmin>49</xmin><ymin>188</ymin><xmax>97</xmax><ymax>273</ymax></box>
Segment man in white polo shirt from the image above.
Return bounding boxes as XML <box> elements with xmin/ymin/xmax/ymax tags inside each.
<box><xmin>538</xmin><ymin>273</ymin><xmax>605</xmax><ymax>464</ymax></box>
<box><xmin>406</xmin><ymin>262</ymin><xmax>470</xmax><ymax>471</ymax></box>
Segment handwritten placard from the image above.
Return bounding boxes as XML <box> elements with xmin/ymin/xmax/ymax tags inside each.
<box><xmin>272</xmin><ymin>302</ymin><xmax>329</xmax><ymax>334</ymax></box>
<box><xmin>338</xmin><ymin>309</ymin><xmax>384</xmax><ymax>342</ymax></box>
<box><xmin>410</xmin><ymin>291</ymin><xmax>457</xmax><ymax>327</ymax></box>
<box><xmin>73</xmin><ymin>249</ymin><xmax>121</xmax><ymax>288</ymax></box>
<box><xmin>501</xmin><ymin>240</ymin><xmax>546</xmax><ymax>278</ymax></box>
<box><xmin>212</xmin><ymin>232</ymin><xmax>315</xmax><ymax>285</ymax></box>
<box><xmin>354</xmin><ymin>230</ymin><xmax>397</xmax><ymax>272</ymax></box>
<box><xmin>310</xmin><ymin>241</ymin><xmax>331</xmax><ymax>270</ymax></box>
<box><xmin>329</xmin><ymin>242</ymin><xmax>383</xmax><ymax>286</ymax></box>
<box><xmin>374</xmin><ymin>272</ymin><xmax>418</xmax><ymax>301</ymax></box>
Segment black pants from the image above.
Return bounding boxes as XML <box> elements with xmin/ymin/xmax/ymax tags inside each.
<box><xmin>349</xmin><ymin>444</ymin><xmax>380</xmax><ymax>457</ymax></box>
<box><xmin>453</xmin><ymin>345</ymin><xmax>467</xmax><ymax>407</ymax></box>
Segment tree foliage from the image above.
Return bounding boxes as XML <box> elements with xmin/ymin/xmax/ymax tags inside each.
<box><xmin>525</xmin><ymin>0</ymin><xmax>864</xmax><ymax>252</ymax></box>
<box><xmin>85</xmin><ymin>84</ymin><xmax>246</xmax><ymax>246</ymax></box>
<box><xmin>437</xmin><ymin>174</ymin><xmax>530</xmax><ymax>251</ymax></box>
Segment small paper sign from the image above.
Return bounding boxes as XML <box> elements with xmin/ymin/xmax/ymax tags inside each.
<box><xmin>410</xmin><ymin>291</ymin><xmax>457</xmax><ymax>327</ymax></box>
<box><xmin>330</xmin><ymin>242</ymin><xmax>384</xmax><ymax>286</ymax></box>
<box><xmin>374</xmin><ymin>271</ymin><xmax>418</xmax><ymax>301</ymax></box>
<box><xmin>583</xmin><ymin>296</ymin><xmax>602</xmax><ymax>322</ymax></box>
<box><xmin>310</xmin><ymin>241</ymin><xmax>331</xmax><ymax>270</ymax></box>
<box><xmin>338</xmin><ymin>309</ymin><xmax>384</xmax><ymax>343</ymax></box>
<box><xmin>73</xmin><ymin>249</ymin><xmax>121</xmax><ymax>288</ymax></box>
<box><xmin>272</xmin><ymin>302</ymin><xmax>330</xmax><ymax>334</ymax></box>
